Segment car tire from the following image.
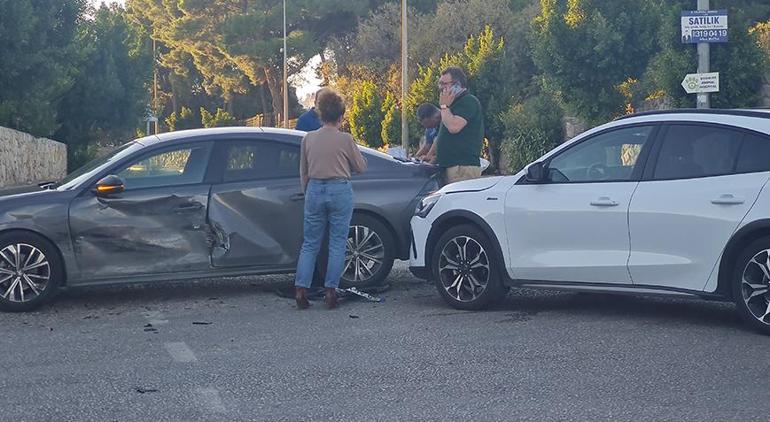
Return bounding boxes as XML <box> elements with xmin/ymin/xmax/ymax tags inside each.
<box><xmin>0</xmin><ymin>231</ymin><xmax>63</xmax><ymax>312</ymax></box>
<box><xmin>733</xmin><ymin>236</ymin><xmax>770</xmax><ymax>335</ymax></box>
<box><xmin>431</xmin><ymin>224</ymin><xmax>504</xmax><ymax>310</ymax></box>
<box><xmin>315</xmin><ymin>214</ymin><xmax>395</xmax><ymax>290</ymax></box>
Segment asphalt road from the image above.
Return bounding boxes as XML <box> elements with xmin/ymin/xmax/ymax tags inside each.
<box><xmin>2</xmin><ymin>262</ymin><xmax>770</xmax><ymax>421</ymax></box>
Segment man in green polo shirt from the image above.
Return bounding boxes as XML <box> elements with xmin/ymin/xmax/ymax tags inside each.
<box><xmin>436</xmin><ymin>66</ymin><xmax>484</xmax><ymax>185</ymax></box>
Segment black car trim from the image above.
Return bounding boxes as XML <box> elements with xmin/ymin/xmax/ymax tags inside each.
<box><xmin>508</xmin><ymin>279</ymin><xmax>728</xmax><ymax>301</ymax></box>
<box><xmin>616</xmin><ymin>108</ymin><xmax>770</xmax><ymax>121</ymax></box>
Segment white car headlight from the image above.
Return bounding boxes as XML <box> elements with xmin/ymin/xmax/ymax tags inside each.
<box><xmin>415</xmin><ymin>193</ymin><xmax>442</xmax><ymax>218</ymax></box>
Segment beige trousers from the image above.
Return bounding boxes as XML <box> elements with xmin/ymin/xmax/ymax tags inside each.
<box><xmin>444</xmin><ymin>165</ymin><xmax>482</xmax><ymax>185</ymax></box>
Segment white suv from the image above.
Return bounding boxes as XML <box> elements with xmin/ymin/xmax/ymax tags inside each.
<box><xmin>410</xmin><ymin>110</ymin><xmax>770</xmax><ymax>334</ymax></box>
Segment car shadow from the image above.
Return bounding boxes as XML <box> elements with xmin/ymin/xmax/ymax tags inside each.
<box><xmin>495</xmin><ymin>289</ymin><xmax>744</xmax><ymax>330</ymax></box>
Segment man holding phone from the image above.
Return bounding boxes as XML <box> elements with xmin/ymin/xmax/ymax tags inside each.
<box><xmin>435</xmin><ymin>66</ymin><xmax>484</xmax><ymax>185</ymax></box>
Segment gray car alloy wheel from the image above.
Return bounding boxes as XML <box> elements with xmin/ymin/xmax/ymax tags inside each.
<box><xmin>343</xmin><ymin>225</ymin><xmax>385</xmax><ymax>284</ymax></box>
<box><xmin>438</xmin><ymin>236</ymin><xmax>490</xmax><ymax>302</ymax></box>
<box><xmin>0</xmin><ymin>243</ymin><xmax>51</xmax><ymax>303</ymax></box>
<box><xmin>741</xmin><ymin>248</ymin><xmax>770</xmax><ymax>325</ymax></box>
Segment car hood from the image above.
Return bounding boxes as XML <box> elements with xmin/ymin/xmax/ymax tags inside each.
<box><xmin>441</xmin><ymin>176</ymin><xmax>504</xmax><ymax>193</ymax></box>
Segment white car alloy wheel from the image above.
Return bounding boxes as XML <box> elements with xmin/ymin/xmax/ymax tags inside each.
<box><xmin>740</xmin><ymin>248</ymin><xmax>770</xmax><ymax>325</ymax></box>
<box><xmin>432</xmin><ymin>224</ymin><xmax>504</xmax><ymax>310</ymax></box>
<box><xmin>438</xmin><ymin>235</ymin><xmax>491</xmax><ymax>302</ymax></box>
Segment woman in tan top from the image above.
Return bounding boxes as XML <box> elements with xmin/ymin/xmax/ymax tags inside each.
<box><xmin>294</xmin><ymin>89</ymin><xmax>367</xmax><ymax>309</ymax></box>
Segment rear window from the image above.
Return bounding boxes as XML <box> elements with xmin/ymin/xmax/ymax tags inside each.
<box><xmin>737</xmin><ymin>133</ymin><xmax>770</xmax><ymax>174</ymax></box>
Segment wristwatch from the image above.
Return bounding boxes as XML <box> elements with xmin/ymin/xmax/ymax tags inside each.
<box><xmin>440</xmin><ymin>104</ymin><xmax>449</xmax><ymax>110</ymax></box>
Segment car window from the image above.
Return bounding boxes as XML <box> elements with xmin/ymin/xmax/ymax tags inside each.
<box><xmin>653</xmin><ymin>125</ymin><xmax>742</xmax><ymax>180</ymax></box>
<box><xmin>547</xmin><ymin>125</ymin><xmax>653</xmax><ymax>183</ymax></box>
<box><xmin>223</xmin><ymin>141</ymin><xmax>300</xmax><ymax>182</ymax></box>
<box><xmin>117</xmin><ymin>144</ymin><xmax>211</xmax><ymax>190</ymax></box>
<box><xmin>737</xmin><ymin>133</ymin><xmax>770</xmax><ymax>174</ymax></box>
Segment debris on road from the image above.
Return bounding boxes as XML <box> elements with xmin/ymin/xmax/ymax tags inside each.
<box><xmin>192</xmin><ymin>321</ymin><xmax>213</xmax><ymax>325</ymax></box>
<box><xmin>134</xmin><ymin>387</ymin><xmax>159</xmax><ymax>394</ymax></box>
<box><xmin>338</xmin><ymin>287</ymin><xmax>383</xmax><ymax>303</ymax></box>
<box><xmin>349</xmin><ymin>314</ymin><xmax>360</xmax><ymax>319</ymax></box>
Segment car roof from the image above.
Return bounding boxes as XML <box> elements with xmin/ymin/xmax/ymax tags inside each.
<box><xmin>132</xmin><ymin>126</ymin><xmax>402</xmax><ymax>162</ymax></box>
<box><xmin>598</xmin><ymin>108</ymin><xmax>770</xmax><ymax>138</ymax></box>
<box><xmin>616</xmin><ymin>108</ymin><xmax>770</xmax><ymax>121</ymax></box>
<box><xmin>135</xmin><ymin>127</ymin><xmax>306</xmax><ymax>146</ymax></box>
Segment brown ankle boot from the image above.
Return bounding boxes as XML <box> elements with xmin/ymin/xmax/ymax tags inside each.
<box><xmin>325</xmin><ymin>288</ymin><xmax>338</xmax><ymax>309</ymax></box>
<box><xmin>295</xmin><ymin>287</ymin><xmax>310</xmax><ymax>309</ymax></box>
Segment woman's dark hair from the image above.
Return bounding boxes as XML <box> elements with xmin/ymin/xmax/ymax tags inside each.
<box><xmin>441</xmin><ymin>66</ymin><xmax>467</xmax><ymax>88</ymax></box>
<box><xmin>316</xmin><ymin>89</ymin><xmax>346</xmax><ymax>124</ymax></box>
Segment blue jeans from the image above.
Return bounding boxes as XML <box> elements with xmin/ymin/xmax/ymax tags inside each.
<box><xmin>295</xmin><ymin>179</ymin><xmax>354</xmax><ymax>289</ymax></box>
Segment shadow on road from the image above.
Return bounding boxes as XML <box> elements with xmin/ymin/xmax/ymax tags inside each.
<box><xmin>496</xmin><ymin>289</ymin><xmax>743</xmax><ymax>330</ymax></box>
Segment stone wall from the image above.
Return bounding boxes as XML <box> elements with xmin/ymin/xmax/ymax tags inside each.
<box><xmin>0</xmin><ymin>127</ymin><xmax>67</xmax><ymax>187</ymax></box>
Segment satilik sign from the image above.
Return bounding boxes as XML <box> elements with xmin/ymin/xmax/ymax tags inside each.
<box><xmin>681</xmin><ymin>10</ymin><xmax>728</xmax><ymax>43</ymax></box>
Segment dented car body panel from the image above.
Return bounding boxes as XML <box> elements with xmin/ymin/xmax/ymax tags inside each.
<box><xmin>0</xmin><ymin>127</ymin><xmax>437</xmax><ymax>287</ymax></box>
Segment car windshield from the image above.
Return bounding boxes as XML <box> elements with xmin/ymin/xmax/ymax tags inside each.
<box><xmin>57</xmin><ymin>142</ymin><xmax>143</xmax><ymax>190</ymax></box>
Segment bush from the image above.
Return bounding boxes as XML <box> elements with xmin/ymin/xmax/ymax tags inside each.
<box><xmin>380</xmin><ymin>93</ymin><xmax>401</xmax><ymax>148</ymax></box>
<box><xmin>165</xmin><ymin>107</ymin><xmax>200</xmax><ymax>132</ymax></box>
<box><xmin>501</xmin><ymin>93</ymin><xmax>564</xmax><ymax>174</ymax></box>
<box><xmin>201</xmin><ymin>107</ymin><xmax>238</xmax><ymax>128</ymax></box>
<box><xmin>348</xmin><ymin>80</ymin><xmax>384</xmax><ymax>148</ymax></box>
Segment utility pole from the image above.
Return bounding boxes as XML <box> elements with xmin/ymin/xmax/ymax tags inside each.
<box><xmin>400</xmin><ymin>0</ymin><xmax>409</xmax><ymax>153</ymax></box>
<box><xmin>282</xmin><ymin>0</ymin><xmax>289</xmax><ymax>128</ymax></box>
<box><xmin>153</xmin><ymin>38</ymin><xmax>159</xmax><ymax>133</ymax></box>
<box><xmin>696</xmin><ymin>0</ymin><xmax>710</xmax><ymax>109</ymax></box>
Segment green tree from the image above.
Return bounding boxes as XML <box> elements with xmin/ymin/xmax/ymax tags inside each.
<box><xmin>201</xmin><ymin>107</ymin><xmax>238</xmax><ymax>128</ymax></box>
<box><xmin>127</xmin><ymin>0</ymin><xmax>370</xmax><ymax>125</ymax></box>
<box><xmin>349</xmin><ymin>80</ymin><xmax>384</xmax><ymax>148</ymax></box>
<box><xmin>501</xmin><ymin>93</ymin><xmax>564</xmax><ymax>173</ymax></box>
<box><xmin>165</xmin><ymin>107</ymin><xmax>200</xmax><ymax>132</ymax></box>
<box><xmin>56</xmin><ymin>3</ymin><xmax>152</xmax><ymax>169</ymax></box>
<box><xmin>640</xmin><ymin>1</ymin><xmax>767</xmax><ymax>109</ymax></box>
<box><xmin>0</xmin><ymin>0</ymin><xmax>87</xmax><ymax>136</ymax></box>
<box><xmin>380</xmin><ymin>93</ymin><xmax>401</xmax><ymax>147</ymax></box>
<box><xmin>533</xmin><ymin>0</ymin><xmax>659</xmax><ymax>124</ymax></box>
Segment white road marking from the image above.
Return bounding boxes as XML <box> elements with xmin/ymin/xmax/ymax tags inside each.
<box><xmin>195</xmin><ymin>387</ymin><xmax>227</xmax><ymax>413</ymax></box>
<box><xmin>163</xmin><ymin>342</ymin><xmax>198</xmax><ymax>363</ymax></box>
<box><xmin>143</xmin><ymin>310</ymin><xmax>168</xmax><ymax>325</ymax></box>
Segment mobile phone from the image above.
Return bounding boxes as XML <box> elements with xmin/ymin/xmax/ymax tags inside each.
<box><xmin>449</xmin><ymin>83</ymin><xmax>463</xmax><ymax>96</ymax></box>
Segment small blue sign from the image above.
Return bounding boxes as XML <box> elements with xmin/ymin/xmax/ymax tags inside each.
<box><xmin>681</xmin><ymin>10</ymin><xmax>728</xmax><ymax>44</ymax></box>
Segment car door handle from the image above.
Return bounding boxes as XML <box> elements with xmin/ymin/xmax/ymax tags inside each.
<box><xmin>290</xmin><ymin>193</ymin><xmax>305</xmax><ymax>201</ymax></box>
<box><xmin>711</xmin><ymin>194</ymin><xmax>745</xmax><ymax>205</ymax></box>
<box><xmin>175</xmin><ymin>203</ymin><xmax>204</xmax><ymax>213</ymax></box>
<box><xmin>590</xmin><ymin>197</ymin><xmax>619</xmax><ymax>207</ymax></box>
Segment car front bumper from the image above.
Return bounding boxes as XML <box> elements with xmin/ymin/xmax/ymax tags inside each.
<box><xmin>409</xmin><ymin>215</ymin><xmax>430</xmax><ymax>268</ymax></box>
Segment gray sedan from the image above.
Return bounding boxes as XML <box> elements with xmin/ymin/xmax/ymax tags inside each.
<box><xmin>0</xmin><ymin>127</ymin><xmax>438</xmax><ymax>311</ymax></box>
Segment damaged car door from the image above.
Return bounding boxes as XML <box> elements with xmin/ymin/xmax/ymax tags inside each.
<box><xmin>68</xmin><ymin>143</ymin><xmax>214</xmax><ymax>280</ymax></box>
<box><xmin>207</xmin><ymin>139</ymin><xmax>305</xmax><ymax>269</ymax></box>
